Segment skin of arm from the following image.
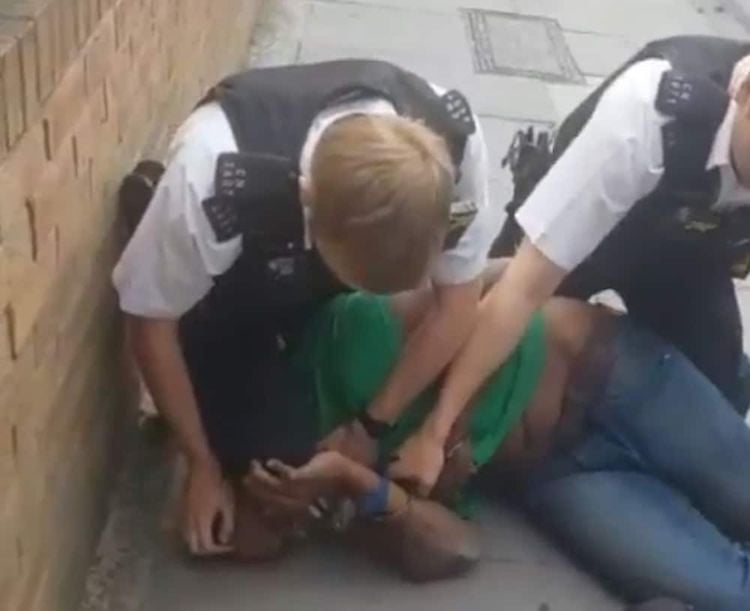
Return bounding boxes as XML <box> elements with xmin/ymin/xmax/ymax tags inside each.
<box><xmin>426</xmin><ymin>240</ymin><xmax>564</xmax><ymax>444</ymax></box>
<box><xmin>388</xmin><ymin>243</ymin><xmax>564</xmax><ymax>496</ymax></box>
<box><xmin>318</xmin><ymin>279</ymin><xmax>482</xmax><ymax>466</ymax></box>
<box><xmin>245</xmin><ymin>451</ymin><xmax>480</xmax><ymax>581</ymax></box>
<box><xmin>127</xmin><ymin>314</ymin><xmax>234</xmax><ymax>555</ymax></box>
<box><xmin>367</xmin><ymin>278</ymin><xmax>482</xmax><ymax>424</ymax></box>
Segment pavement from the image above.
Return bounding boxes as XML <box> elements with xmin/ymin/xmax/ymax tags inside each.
<box><xmin>79</xmin><ymin>1</ymin><xmax>750</xmax><ymax>610</ymax></box>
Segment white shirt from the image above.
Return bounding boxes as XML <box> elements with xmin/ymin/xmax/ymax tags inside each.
<box><xmin>113</xmin><ymin>87</ymin><xmax>496</xmax><ymax>318</ymax></box>
<box><xmin>516</xmin><ymin>58</ymin><xmax>750</xmax><ymax>272</ymax></box>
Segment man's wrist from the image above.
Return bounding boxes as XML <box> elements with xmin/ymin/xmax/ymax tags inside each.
<box><xmin>423</xmin><ymin>414</ymin><xmax>450</xmax><ymax>446</ymax></box>
<box><xmin>343</xmin><ymin>460</ymin><xmax>381</xmax><ymax>497</ymax></box>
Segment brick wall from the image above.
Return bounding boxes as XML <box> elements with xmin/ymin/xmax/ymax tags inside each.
<box><xmin>0</xmin><ymin>1</ymin><xmax>263</xmax><ymax>609</ymax></box>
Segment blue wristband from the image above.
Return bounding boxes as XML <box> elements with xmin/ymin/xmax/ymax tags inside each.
<box><xmin>356</xmin><ymin>476</ymin><xmax>390</xmax><ymax>518</ymax></box>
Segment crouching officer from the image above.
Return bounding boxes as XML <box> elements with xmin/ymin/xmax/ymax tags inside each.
<box><xmin>482</xmin><ymin>35</ymin><xmax>750</xmax><ymax>416</ymax></box>
<box><xmin>113</xmin><ymin>59</ymin><xmax>498</xmax><ymax>556</ymax></box>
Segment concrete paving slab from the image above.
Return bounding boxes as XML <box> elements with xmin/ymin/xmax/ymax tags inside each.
<box><xmin>514</xmin><ymin>0</ymin><xmax>713</xmax><ymax>43</ymax></box>
<box><xmin>562</xmin><ymin>31</ymin><xmax>639</xmax><ymax>78</ymax></box>
<box><xmin>143</xmin><ymin>504</ymin><xmax>618</xmax><ymax>611</ymax></box>
<box><xmin>546</xmin><ymin>82</ymin><xmax>597</xmax><ymax>122</ymax></box>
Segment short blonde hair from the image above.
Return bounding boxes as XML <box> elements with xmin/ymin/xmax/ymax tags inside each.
<box><xmin>309</xmin><ymin>114</ymin><xmax>454</xmax><ymax>293</ymax></box>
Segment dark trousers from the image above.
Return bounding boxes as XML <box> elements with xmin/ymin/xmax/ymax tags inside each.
<box><xmin>492</xmin><ymin>215</ymin><xmax>745</xmax><ymax>413</ymax></box>
<box><xmin>178</xmin><ymin>307</ymin><xmax>319</xmax><ymax>477</ymax></box>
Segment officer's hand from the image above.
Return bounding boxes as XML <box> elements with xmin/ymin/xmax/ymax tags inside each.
<box><xmin>183</xmin><ymin>458</ymin><xmax>235</xmax><ymax>556</ymax></box>
<box><xmin>317</xmin><ymin>420</ymin><xmax>377</xmax><ymax>467</ymax></box>
<box><xmin>388</xmin><ymin>431</ymin><xmax>445</xmax><ymax>498</ymax></box>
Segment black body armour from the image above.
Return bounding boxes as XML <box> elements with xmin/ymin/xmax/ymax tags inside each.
<box><xmin>183</xmin><ymin>59</ymin><xmax>476</xmax><ymax>346</ymax></box>
<box><xmin>547</xmin><ymin>36</ymin><xmax>750</xmax><ymax>290</ymax></box>
<box><xmin>175</xmin><ymin>61</ymin><xmax>477</xmax><ymax>469</ymax></box>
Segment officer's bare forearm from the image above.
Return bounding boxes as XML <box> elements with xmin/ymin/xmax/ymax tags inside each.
<box><xmin>368</xmin><ymin>280</ymin><xmax>482</xmax><ymax>424</ymax></box>
<box><xmin>127</xmin><ymin>315</ymin><xmax>214</xmax><ymax>465</ymax></box>
<box><xmin>425</xmin><ymin>241</ymin><xmax>564</xmax><ymax>443</ymax></box>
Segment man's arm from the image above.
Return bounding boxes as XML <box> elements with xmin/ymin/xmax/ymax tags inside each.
<box><xmin>128</xmin><ymin>315</ymin><xmax>234</xmax><ymax>555</ymax></box>
<box><xmin>114</xmin><ymin>109</ymin><xmax>243</xmax><ymax>554</ymax></box>
<box><xmin>368</xmin><ymin>279</ymin><xmax>482</xmax><ymax>424</ymax></box>
<box><xmin>390</xmin><ymin>61</ymin><xmax>673</xmax><ymax>494</ymax></box>
<box><xmin>250</xmin><ymin>452</ymin><xmax>480</xmax><ymax>582</ymax></box>
<box><xmin>426</xmin><ymin>241</ymin><xmax>563</xmax><ymax>443</ymax></box>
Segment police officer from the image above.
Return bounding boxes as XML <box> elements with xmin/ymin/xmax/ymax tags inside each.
<box><xmin>391</xmin><ymin>35</ymin><xmax>750</xmax><ymax>498</ymax></box>
<box><xmin>113</xmin><ymin>59</ymin><xmax>499</xmax><ymax>556</ymax></box>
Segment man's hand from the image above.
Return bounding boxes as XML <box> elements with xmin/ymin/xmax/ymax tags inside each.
<box><xmin>388</xmin><ymin>432</ymin><xmax>445</xmax><ymax>498</ymax></box>
<box><xmin>242</xmin><ymin>453</ymin><xmax>355</xmax><ymax>528</ymax></box>
<box><xmin>183</xmin><ymin>458</ymin><xmax>235</xmax><ymax>556</ymax></box>
<box><xmin>317</xmin><ymin>420</ymin><xmax>378</xmax><ymax>467</ymax></box>
<box><xmin>267</xmin><ymin>452</ymin><xmax>353</xmax><ymax>497</ymax></box>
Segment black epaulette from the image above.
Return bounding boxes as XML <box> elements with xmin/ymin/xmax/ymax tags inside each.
<box><xmin>655</xmin><ymin>71</ymin><xmax>728</xmax><ymax>197</ymax></box>
<box><xmin>202</xmin><ymin>152</ymin><xmax>253</xmax><ymax>243</ymax></box>
<box><xmin>204</xmin><ymin>152</ymin><xmax>301</xmax><ymax>245</ymax></box>
<box><xmin>441</xmin><ymin>89</ymin><xmax>476</xmax><ymax>136</ymax></box>
<box><xmin>655</xmin><ymin>70</ymin><xmax>729</xmax><ymax>126</ymax></box>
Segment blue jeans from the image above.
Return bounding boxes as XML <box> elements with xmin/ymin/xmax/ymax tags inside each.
<box><xmin>522</xmin><ymin>318</ymin><xmax>750</xmax><ymax>610</ymax></box>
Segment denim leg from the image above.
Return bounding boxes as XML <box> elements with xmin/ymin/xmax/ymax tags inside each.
<box><xmin>524</xmin><ymin>470</ymin><xmax>750</xmax><ymax>610</ymax></box>
<box><xmin>604</xmin><ymin>332</ymin><xmax>750</xmax><ymax>542</ymax></box>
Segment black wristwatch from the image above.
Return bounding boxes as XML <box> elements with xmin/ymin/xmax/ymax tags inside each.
<box><xmin>356</xmin><ymin>412</ymin><xmax>392</xmax><ymax>439</ymax></box>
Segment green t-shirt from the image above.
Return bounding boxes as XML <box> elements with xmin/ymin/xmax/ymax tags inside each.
<box><xmin>293</xmin><ymin>292</ymin><xmax>546</xmax><ymax>515</ymax></box>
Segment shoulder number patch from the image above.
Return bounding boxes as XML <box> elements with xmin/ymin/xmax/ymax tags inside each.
<box><xmin>202</xmin><ymin>195</ymin><xmax>240</xmax><ymax>243</ymax></box>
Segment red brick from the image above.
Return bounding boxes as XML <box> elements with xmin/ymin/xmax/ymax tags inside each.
<box><xmin>0</xmin><ymin>30</ymin><xmax>24</xmax><ymax>153</ymax></box>
<box><xmin>3</xmin><ymin>18</ymin><xmax>42</xmax><ymax>138</ymax></box>
<box><xmin>0</xmin><ymin>127</ymin><xmax>48</xmax><ymax>247</ymax></box>
<box><xmin>82</xmin><ymin>12</ymin><xmax>114</xmax><ymax>95</ymax></box>
<box><xmin>100</xmin><ymin>0</ymin><xmax>115</xmax><ymax>16</ymax></box>
<box><xmin>6</xmin><ymin>228</ymin><xmax>55</xmax><ymax>357</ymax></box>
<box><xmin>58</xmin><ymin>0</ymin><xmax>79</xmax><ymax>72</ymax></box>
<box><xmin>42</xmin><ymin>56</ymin><xmax>85</xmax><ymax>159</ymax></box>
<box><xmin>0</xmin><ymin>305</ymin><xmax>12</xmax><ymax>385</ymax></box>
<box><xmin>113</xmin><ymin>0</ymin><xmax>129</xmax><ymax>50</ymax></box>
<box><xmin>75</xmin><ymin>0</ymin><xmax>95</xmax><ymax>48</ymax></box>
<box><xmin>0</xmin><ymin>2</ymin><xmax>60</xmax><ymax>104</ymax></box>
<box><xmin>2</xmin><ymin>198</ymin><xmax>34</xmax><ymax>269</ymax></box>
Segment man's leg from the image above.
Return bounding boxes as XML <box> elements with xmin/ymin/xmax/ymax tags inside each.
<box><xmin>523</xmin><ymin>470</ymin><xmax>750</xmax><ymax>610</ymax></box>
<box><xmin>621</xmin><ymin>269</ymin><xmax>745</xmax><ymax>413</ymax></box>
<box><xmin>608</xmin><ymin>334</ymin><xmax>750</xmax><ymax>543</ymax></box>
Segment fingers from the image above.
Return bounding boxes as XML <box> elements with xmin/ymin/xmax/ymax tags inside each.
<box><xmin>198</xmin><ymin>510</ymin><xmax>231</xmax><ymax>556</ymax></box>
<box><xmin>244</xmin><ymin>461</ymin><xmax>308</xmax><ymax>513</ymax></box>
<box><xmin>186</xmin><ymin>523</ymin><xmax>200</xmax><ymax>556</ymax></box>
<box><xmin>266</xmin><ymin>458</ymin><xmax>296</xmax><ymax>481</ymax></box>
<box><xmin>218</xmin><ymin>488</ymin><xmax>236</xmax><ymax>546</ymax></box>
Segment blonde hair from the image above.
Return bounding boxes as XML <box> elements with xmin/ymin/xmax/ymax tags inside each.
<box><xmin>309</xmin><ymin>114</ymin><xmax>454</xmax><ymax>293</ymax></box>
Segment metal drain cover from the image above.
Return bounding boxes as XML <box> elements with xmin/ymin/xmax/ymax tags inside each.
<box><xmin>464</xmin><ymin>9</ymin><xmax>584</xmax><ymax>84</ymax></box>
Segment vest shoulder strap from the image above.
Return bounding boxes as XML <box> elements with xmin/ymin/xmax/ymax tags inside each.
<box><xmin>204</xmin><ymin>152</ymin><xmax>303</xmax><ymax>248</ymax></box>
<box><xmin>655</xmin><ymin>70</ymin><xmax>727</xmax><ymax>199</ymax></box>
<box><xmin>438</xmin><ymin>89</ymin><xmax>476</xmax><ymax>171</ymax></box>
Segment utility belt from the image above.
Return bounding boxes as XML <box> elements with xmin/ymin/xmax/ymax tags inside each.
<box><xmin>499</xmin><ymin>127</ymin><xmax>750</xmax><ymax>280</ymax></box>
<box><xmin>674</xmin><ymin>205</ymin><xmax>750</xmax><ymax>279</ymax></box>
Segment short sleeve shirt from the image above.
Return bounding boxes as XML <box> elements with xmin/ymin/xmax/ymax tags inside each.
<box><xmin>113</xmin><ymin>87</ymin><xmax>498</xmax><ymax>318</ymax></box>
